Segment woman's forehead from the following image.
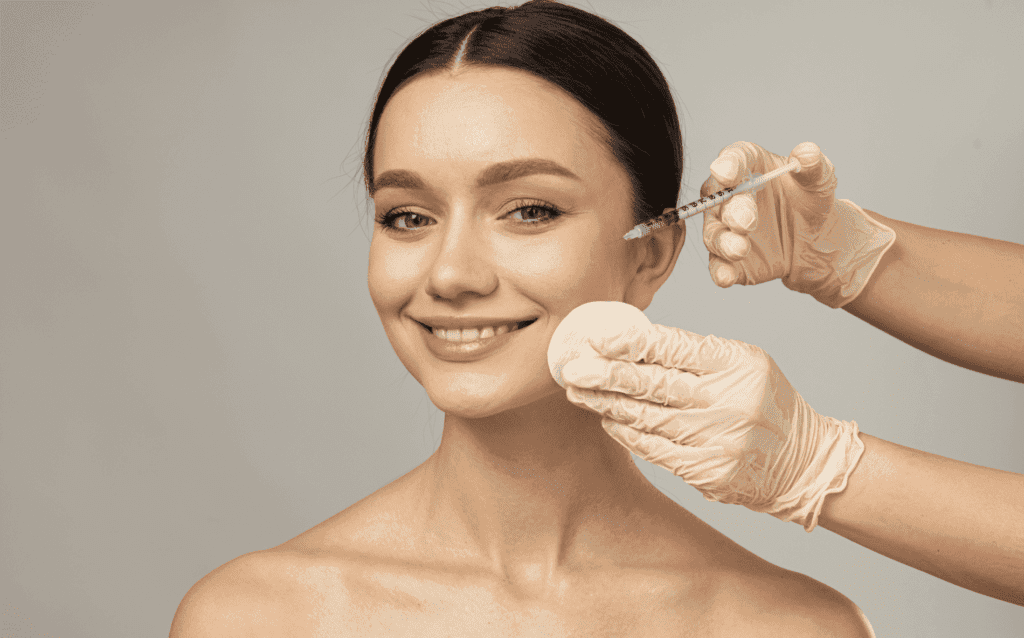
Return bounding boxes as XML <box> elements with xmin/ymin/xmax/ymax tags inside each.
<box><xmin>374</xmin><ymin>67</ymin><xmax>612</xmax><ymax>176</ymax></box>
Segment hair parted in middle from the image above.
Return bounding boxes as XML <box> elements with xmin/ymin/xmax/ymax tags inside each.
<box><xmin>363</xmin><ymin>0</ymin><xmax>684</xmax><ymax>226</ymax></box>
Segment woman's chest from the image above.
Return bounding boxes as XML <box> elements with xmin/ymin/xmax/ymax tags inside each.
<box><xmin>307</xmin><ymin>565</ymin><xmax>715</xmax><ymax>638</ymax></box>
<box><xmin>321</xmin><ymin>596</ymin><xmax>704</xmax><ymax>638</ymax></box>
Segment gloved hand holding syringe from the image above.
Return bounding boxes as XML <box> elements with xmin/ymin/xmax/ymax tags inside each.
<box><xmin>630</xmin><ymin>141</ymin><xmax>896</xmax><ymax>309</ymax></box>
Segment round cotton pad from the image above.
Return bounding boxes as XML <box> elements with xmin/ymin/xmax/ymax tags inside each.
<box><xmin>547</xmin><ymin>301</ymin><xmax>652</xmax><ymax>388</ymax></box>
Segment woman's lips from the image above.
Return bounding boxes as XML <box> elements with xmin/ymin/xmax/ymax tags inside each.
<box><xmin>418</xmin><ymin>319</ymin><xmax>536</xmax><ymax>363</ymax></box>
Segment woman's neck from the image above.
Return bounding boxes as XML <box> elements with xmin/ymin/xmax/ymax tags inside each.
<box><xmin>412</xmin><ymin>391</ymin><xmax>671</xmax><ymax>596</ymax></box>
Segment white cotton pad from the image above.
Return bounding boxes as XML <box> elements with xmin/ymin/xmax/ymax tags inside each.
<box><xmin>547</xmin><ymin>301</ymin><xmax>652</xmax><ymax>388</ymax></box>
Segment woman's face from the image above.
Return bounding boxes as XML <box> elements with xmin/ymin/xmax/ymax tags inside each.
<box><xmin>368</xmin><ymin>66</ymin><xmax>671</xmax><ymax>419</ymax></box>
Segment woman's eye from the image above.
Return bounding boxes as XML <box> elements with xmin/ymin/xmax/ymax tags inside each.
<box><xmin>377</xmin><ymin>203</ymin><xmax>564</xmax><ymax>234</ymax></box>
<box><xmin>397</xmin><ymin>213</ymin><xmax>431</xmax><ymax>229</ymax></box>
<box><xmin>379</xmin><ymin>211</ymin><xmax>432</xmax><ymax>230</ymax></box>
<box><xmin>509</xmin><ymin>205</ymin><xmax>563</xmax><ymax>224</ymax></box>
<box><xmin>505</xmin><ymin>204</ymin><xmax>565</xmax><ymax>227</ymax></box>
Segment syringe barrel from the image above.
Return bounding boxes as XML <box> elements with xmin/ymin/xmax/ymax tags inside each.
<box><xmin>622</xmin><ymin>159</ymin><xmax>798</xmax><ymax>240</ymax></box>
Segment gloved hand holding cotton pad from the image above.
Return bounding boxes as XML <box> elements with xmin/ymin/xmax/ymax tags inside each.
<box><xmin>546</xmin><ymin>300</ymin><xmax>864</xmax><ymax>532</ymax></box>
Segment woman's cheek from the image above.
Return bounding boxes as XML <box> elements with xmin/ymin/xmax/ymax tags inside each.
<box><xmin>495</xmin><ymin>234</ymin><xmax>612</xmax><ymax>297</ymax></box>
<box><xmin>368</xmin><ymin>243</ymin><xmax>425</xmax><ymax>310</ymax></box>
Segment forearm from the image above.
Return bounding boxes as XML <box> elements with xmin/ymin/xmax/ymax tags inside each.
<box><xmin>818</xmin><ymin>433</ymin><xmax>1024</xmax><ymax>605</ymax></box>
<box><xmin>842</xmin><ymin>210</ymin><xmax>1024</xmax><ymax>383</ymax></box>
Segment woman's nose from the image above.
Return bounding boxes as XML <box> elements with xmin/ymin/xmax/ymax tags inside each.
<box><xmin>424</xmin><ymin>218</ymin><xmax>498</xmax><ymax>301</ymax></box>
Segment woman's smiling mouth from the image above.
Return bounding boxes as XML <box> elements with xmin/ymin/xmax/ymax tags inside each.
<box><xmin>415</xmin><ymin>318</ymin><xmax>539</xmax><ymax>362</ymax></box>
<box><xmin>418</xmin><ymin>319</ymin><xmax>537</xmax><ymax>342</ymax></box>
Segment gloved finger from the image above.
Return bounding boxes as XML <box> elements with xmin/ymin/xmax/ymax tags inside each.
<box><xmin>709</xmin><ymin>143</ymin><xmax>753</xmax><ymax>188</ymax></box>
<box><xmin>709</xmin><ymin>152</ymin><xmax>740</xmax><ymax>187</ymax></box>
<box><xmin>703</xmin><ymin>200</ymin><xmax>752</xmax><ymax>260</ymax></box>
<box><xmin>642</xmin><ymin>325</ymin><xmax>746</xmax><ymax>376</ymax></box>
<box><xmin>561</xmin><ymin>357</ymin><xmax>705</xmax><ymax>410</ymax></box>
<box><xmin>711</xmin><ymin>141</ymin><xmax>776</xmax><ymax>188</ymax></box>
<box><xmin>566</xmin><ymin>385</ymin><xmax>664</xmax><ymax>431</ymax></box>
<box><xmin>574</xmin><ymin>384</ymin><xmax>756</xmax><ymax>448</ymax></box>
<box><xmin>699</xmin><ymin>173</ymin><xmax>725</xmax><ymax>201</ymax></box>
<box><xmin>720</xmin><ymin>232</ymin><xmax>749</xmax><ymax>261</ymax></box>
<box><xmin>601</xmin><ymin>418</ymin><xmax>728</xmax><ymax>480</ymax></box>
<box><xmin>789</xmin><ymin>142</ymin><xmax>837</xmax><ymax>197</ymax></box>
<box><xmin>586</xmin><ymin>321</ymin><xmax>725</xmax><ymax>376</ymax></box>
<box><xmin>709</xmin><ymin>255</ymin><xmax>741</xmax><ymax>288</ymax></box>
<box><xmin>602</xmin><ymin>419</ymin><xmax>746</xmax><ymax>501</ymax></box>
<box><xmin>703</xmin><ymin>216</ymin><xmax>746</xmax><ymax>261</ymax></box>
<box><xmin>568</xmin><ymin>386</ymin><xmax>713</xmax><ymax>445</ymax></box>
<box><xmin>720</xmin><ymin>193</ymin><xmax>758</xmax><ymax>235</ymax></box>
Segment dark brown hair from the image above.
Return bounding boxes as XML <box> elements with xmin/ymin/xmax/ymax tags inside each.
<box><xmin>363</xmin><ymin>0</ymin><xmax>683</xmax><ymax>225</ymax></box>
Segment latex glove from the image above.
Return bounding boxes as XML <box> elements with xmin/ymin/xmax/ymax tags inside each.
<box><xmin>702</xmin><ymin>141</ymin><xmax>895</xmax><ymax>308</ymax></box>
<box><xmin>550</xmin><ymin>302</ymin><xmax>864</xmax><ymax>532</ymax></box>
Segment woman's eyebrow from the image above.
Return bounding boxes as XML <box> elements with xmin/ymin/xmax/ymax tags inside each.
<box><xmin>371</xmin><ymin>158</ymin><xmax>580</xmax><ymax>196</ymax></box>
<box><xmin>476</xmin><ymin>158</ymin><xmax>581</xmax><ymax>187</ymax></box>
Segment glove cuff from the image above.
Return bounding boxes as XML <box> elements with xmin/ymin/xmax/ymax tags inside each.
<box><xmin>766</xmin><ymin>417</ymin><xmax>866</xmax><ymax>532</ymax></box>
<box><xmin>786</xmin><ymin>199</ymin><xmax>896</xmax><ymax>309</ymax></box>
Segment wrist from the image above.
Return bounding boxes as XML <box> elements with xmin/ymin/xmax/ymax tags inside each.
<box><xmin>761</xmin><ymin>416</ymin><xmax>866</xmax><ymax>532</ymax></box>
<box><xmin>785</xmin><ymin>199</ymin><xmax>897</xmax><ymax>309</ymax></box>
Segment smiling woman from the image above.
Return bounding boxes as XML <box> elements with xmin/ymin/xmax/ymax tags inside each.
<box><xmin>169</xmin><ymin>2</ymin><xmax>873</xmax><ymax>636</ymax></box>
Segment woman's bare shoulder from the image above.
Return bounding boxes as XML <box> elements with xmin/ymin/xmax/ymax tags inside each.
<box><xmin>168</xmin><ymin>545</ymin><xmax>364</xmax><ymax>638</ymax></box>
<box><xmin>168</xmin><ymin>486</ymin><xmax>414</xmax><ymax>638</ymax></box>
<box><xmin>646</xmin><ymin>511</ymin><xmax>873</xmax><ymax>637</ymax></box>
<box><xmin>703</xmin><ymin>560</ymin><xmax>875</xmax><ymax>638</ymax></box>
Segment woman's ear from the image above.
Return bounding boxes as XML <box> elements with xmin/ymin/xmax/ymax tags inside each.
<box><xmin>624</xmin><ymin>220</ymin><xmax>685</xmax><ymax>311</ymax></box>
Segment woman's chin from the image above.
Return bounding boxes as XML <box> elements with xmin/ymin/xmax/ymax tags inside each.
<box><xmin>424</xmin><ymin>377</ymin><xmax>565</xmax><ymax>420</ymax></box>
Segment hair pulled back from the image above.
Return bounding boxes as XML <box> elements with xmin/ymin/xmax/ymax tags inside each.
<box><xmin>363</xmin><ymin>0</ymin><xmax>683</xmax><ymax>225</ymax></box>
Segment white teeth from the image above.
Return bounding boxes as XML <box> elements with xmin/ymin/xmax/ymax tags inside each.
<box><xmin>430</xmin><ymin>322</ymin><xmax>526</xmax><ymax>342</ymax></box>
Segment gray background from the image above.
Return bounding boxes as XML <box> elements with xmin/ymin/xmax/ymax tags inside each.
<box><xmin>2</xmin><ymin>0</ymin><xmax>1022</xmax><ymax>636</ymax></box>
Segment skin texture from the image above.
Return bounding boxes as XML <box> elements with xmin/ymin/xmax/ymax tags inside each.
<box><xmin>169</xmin><ymin>66</ymin><xmax>874</xmax><ymax>637</ymax></box>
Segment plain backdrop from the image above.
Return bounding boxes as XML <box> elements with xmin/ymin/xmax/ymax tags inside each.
<box><xmin>2</xmin><ymin>1</ymin><xmax>1023</xmax><ymax>636</ymax></box>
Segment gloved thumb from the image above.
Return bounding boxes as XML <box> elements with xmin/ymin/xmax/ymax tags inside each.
<box><xmin>789</xmin><ymin>142</ymin><xmax>837</xmax><ymax>198</ymax></box>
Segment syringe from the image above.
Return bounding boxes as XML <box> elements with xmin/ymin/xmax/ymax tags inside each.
<box><xmin>623</xmin><ymin>158</ymin><xmax>802</xmax><ymax>240</ymax></box>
